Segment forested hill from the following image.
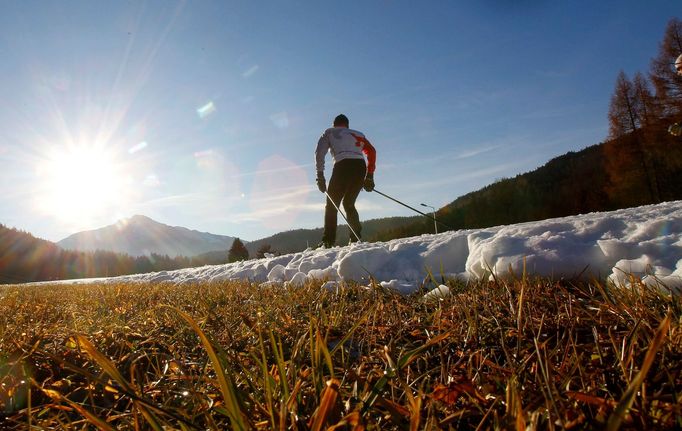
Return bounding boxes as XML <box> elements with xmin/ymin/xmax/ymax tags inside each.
<box><xmin>0</xmin><ymin>224</ymin><xmax>230</xmax><ymax>283</ymax></box>
<box><xmin>0</xmin><ymin>225</ymin><xmax>62</xmax><ymax>283</ymax></box>
<box><xmin>243</xmin><ymin>216</ymin><xmax>418</xmax><ymax>256</ymax></box>
<box><xmin>374</xmin><ymin>128</ymin><xmax>682</xmax><ymax>241</ymax></box>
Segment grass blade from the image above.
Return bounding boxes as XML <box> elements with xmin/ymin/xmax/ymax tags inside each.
<box><xmin>75</xmin><ymin>335</ymin><xmax>133</xmax><ymax>393</ymax></box>
<box><xmin>606</xmin><ymin>313</ymin><xmax>671</xmax><ymax>431</ymax></box>
<box><xmin>40</xmin><ymin>386</ymin><xmax>116</xmax><ymax>431</ymax></box>
<box><xmin>166</xmin><ymin>306</ymin><xmax>248</xmax><ymax>431</ymax></box>
<box><xmin>397</xmin><ymin>331</ymin><xmax>450</xmax><ymax>369</ymax></box>
<box><xmin>75</xmin><ymin>335</ymin><xmax>166</xmax><ymax>431</ymax></box>
<box><xmin>310</xmin><ymin>378</ymin><xmax>340</xmax><ymax>431</ymax></box>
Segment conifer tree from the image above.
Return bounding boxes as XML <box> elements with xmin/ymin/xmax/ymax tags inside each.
<box><xmin>228</xmin><ymin>238</ymin><xmax>249</xmax><ymax>262</ymax></box>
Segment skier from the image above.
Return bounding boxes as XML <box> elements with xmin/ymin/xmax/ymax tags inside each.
<box><xmin>315</xmin><ymin>114</ymin><xmax>376</xmax><ymax>248</ymax></box>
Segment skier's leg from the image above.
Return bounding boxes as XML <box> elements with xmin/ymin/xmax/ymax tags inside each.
<box><xmin>341</xmin><ymin>160</ymin><xmax>367</xmax><ymax>242</ymax></box>
<box><xmin>322</xmin><ymin>165</ymin><xmax>345</xmax><ymax>246</ymax></box>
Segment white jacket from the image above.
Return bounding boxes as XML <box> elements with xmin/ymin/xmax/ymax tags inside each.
<box><xmin>315</xmin><ymin>127</ymin><xmax>376</xmax><ymax>174</ymax></box>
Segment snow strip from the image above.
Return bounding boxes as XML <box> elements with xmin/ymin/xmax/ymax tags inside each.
<box><xmin>39</xmin><ymin>201</ymin><xmax>682</xmax><ymax>295</ymax></box>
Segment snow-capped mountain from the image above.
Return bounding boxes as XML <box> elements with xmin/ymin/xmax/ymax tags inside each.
<box><xmin>57</xmin><ymin>215</ymin><xmax>239</xmax><ymax>257</ymax></box>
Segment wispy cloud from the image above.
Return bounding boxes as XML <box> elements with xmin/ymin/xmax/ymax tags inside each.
<box><xmin>231</xmin><ymin>162</ymin><xmax>314</xmax><ymax>179</ymax></box>
<box><xmin>229</xmin><ymin>202</ymin><xmax>323</xmax><ymax>223</ymax></box>
<box><xmin>242</xmin><ymin>65</ymin><xmax>259</xmax><ymax>78</ymax></box>
<box><xmin>455</xmin><ymin>145</ymin><xmax>502</xmax><ymax>159</ymax></box>
<box><xmin>354</xmin><ymin>199</ymin><xmax>385</xmax><ymax>212</ymax></box>
<box><xmin>135</xmin><ymin>193</ymin><xmax>206</xmax><ymax>210</ymax></box>
<box><xmin>381</xmin><ymin>144</ymin><xmax>501</xmax><ymax>171</ymax></box>
<box><xmin>248</xmin><ymin>186</ymin><xmax>311</xmax><ymax>205</ymax></box>
<box><xmin>392</xmin><ymin>161</ymin><xmax>523</xmax><ymax>192</ymax></box>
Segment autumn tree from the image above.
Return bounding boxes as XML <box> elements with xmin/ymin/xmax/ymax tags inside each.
<box><xmin>608</xmin><ymin>71</ymin><xmax>656</xmax><ymax>138</ymax></box>
<box><xmin>606</xmin><ymin>71</ymin><xmax>660</xmax><ymax>204</ymax></box>
<box><xmin>228</xmin><ymin>238</ymin><xmax>249</xmax><ymax>263</ymax></box>
<box><xmin>650</xmin><ymin>18</ymin><xmax>682</xmax><ymax>122</ymax></box>
<box><xmin>647</xmin><ymin>17</ymin><xmax>682</xmax><ymax>200</ymax></box>
<box><xmin>633</xmin><ymin>72</ymin><xmax>659</xmax><ymax>128</ymax></box>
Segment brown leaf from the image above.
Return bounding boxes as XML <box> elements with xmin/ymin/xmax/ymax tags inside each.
<box><xmin>310</xmin><ymin>378</ymin><xmax>341</xmax><ymax>431</ymax></box>
<box><xmin>566</xmin><ymin>391</ymin><xmax>617</xmax><ymax>408</ymax></box>
<box><xmin>376</xmin><ymin>396</ymin><xmax>411</xmax><ymax>417</ymax></box>
<box><xmin>329</xmin><ymin>411</ymin><xmax>365</xmax><ymax>431</ymax></box>
<box><xmin>432</xmin><ymin>380</ymin><xmax>486</xmax><ymax>405</ymax></box>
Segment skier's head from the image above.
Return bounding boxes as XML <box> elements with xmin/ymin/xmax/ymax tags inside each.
<box><xmin>333</xmin><ymin>114</ymin><xmax>349</xmax><ymax>128</ymax></box>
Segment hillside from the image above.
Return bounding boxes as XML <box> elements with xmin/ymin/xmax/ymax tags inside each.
<box><xmin>243</xmin><ymin>216</ymin><xmax>419</xmax><ymax>256</ymax></box>
<box><xmin>0</xmin><ymin>224</ymin><xmax>229</xmax><ymax>284</ymax></box>
<box><xmin>0</xmin><ymin>225</ymin><xmax>139</xmax><ymax>283</ymax></box>
<box><xmin>0</xmin><ymin>225</ymin><xmax>63</xmax><ymax>283</ymax></box>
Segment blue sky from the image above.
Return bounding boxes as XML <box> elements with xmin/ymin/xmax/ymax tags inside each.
<box><xmin>0</xmin><ymin>1</ymin><xmax>678</xmax><ymax>242</ymax></box>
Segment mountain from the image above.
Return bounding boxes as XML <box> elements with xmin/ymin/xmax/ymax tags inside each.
<box><xmin>1</xmin><ymin>220</ymin><xmax>239</xmax><ymax>284</ymax></box>
<box><xmin>58</xmin><ymin>215</ymin><xmax>239</xmax><ymax>257</ymax></box>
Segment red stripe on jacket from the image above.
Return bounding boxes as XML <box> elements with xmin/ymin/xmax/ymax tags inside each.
<box><xmin>351</xmin><ymin>133</ymin><xmax>376</xmax><ymax>174</ymax></box>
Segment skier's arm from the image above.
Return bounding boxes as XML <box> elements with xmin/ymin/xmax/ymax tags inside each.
<box><xmin>362</xmin><ymin>140</ymin><xmax>376</xmax><ymax>174</ymax></box>
<box><xmin>314</xmin><ymin>132</ymin><xmax>330</xmax><ymax>173</ymax></box>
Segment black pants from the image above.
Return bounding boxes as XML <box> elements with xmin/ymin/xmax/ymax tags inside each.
<box><xmin>322</xmin><ymin>159</ymin><xmax>367</xmax><ymax>245</ymax></box>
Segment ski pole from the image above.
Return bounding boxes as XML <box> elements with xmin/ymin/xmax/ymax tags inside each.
<box><xmin>325</xmin><ymin>192</ymin><xmax>362</xmax><ymax>243</ymax></box>
<box><xmin>372</xmin><ymin>188</ymin><xmax>454</xmax><ymax>231</ymax></box>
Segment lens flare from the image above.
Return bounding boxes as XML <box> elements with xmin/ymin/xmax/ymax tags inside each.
<box><xmin>129</xmin><ymin>141</ymin><xmax>148</xmax><ymax>154</ymax></box>
<box><xmin>249</xmin><ymin>155</ymin><xmax>309</xmax><ymax>230</ymax></box>
<box><xmin>193</xmin><ymin>149</ymin><xmax>243</xmax><ymax>205</ymax></box>
<box><xmin>143</xmin><ymin>174</ymin><xmax>161</xmax><ymax>187</ymax></box>
<box><xmin>197</xmin><ymin>101</ymin><xmax>216</xmax><ymax>119</ymax></box>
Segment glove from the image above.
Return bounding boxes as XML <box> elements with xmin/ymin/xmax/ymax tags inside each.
<box><xmin>316</xmin><ymin>172</ymin><xmax>326</xmax><ymax>193</ymax></box>
<box><xmin>363</xmin><ymin>173</ymin><xmax>375</xmax><ymax>192</ymax></box>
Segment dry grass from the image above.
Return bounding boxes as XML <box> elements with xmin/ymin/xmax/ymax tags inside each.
<box><xmin>0</xmin><ymin>275</ymin><xmax>680</xmax><ymax>430</ymax></box>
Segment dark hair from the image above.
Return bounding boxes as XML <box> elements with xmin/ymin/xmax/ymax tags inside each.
<box><xmin>333</xmin><ymin>114</ymin><xmax>349</xmax><ymax>127</ymax></box>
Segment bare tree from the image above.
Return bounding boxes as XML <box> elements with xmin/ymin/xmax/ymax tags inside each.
<box><xmin>650</xmin><ymin>18</ymin><xmax>682</xmax><ymax>120</ymax></box>
<box><xmin>632</xmin><ymin>72</ymin><xmax>658</xmax><ymax>128</ymax></box>
<box><xmin>606</xmin><ymin>71</ymin><xmax>659</xmax><ymax>203</ymax></box>
<box><xmin>608</xmin><ymin>71</ymin><xmax>639</xmax><ymax>139</ymax></box>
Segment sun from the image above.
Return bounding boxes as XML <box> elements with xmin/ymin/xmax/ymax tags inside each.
<box><xmin>37</xmin><ymin>145</ymin><xmax>130</xmax><ymax>226</ymax></box>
